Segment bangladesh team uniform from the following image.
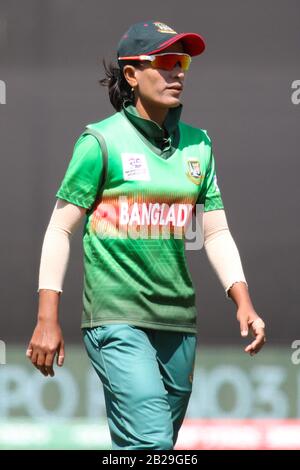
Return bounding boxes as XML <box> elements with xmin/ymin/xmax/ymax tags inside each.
<box><xmin>56</xmin><ymin>102</ymin><xmax>224</xmax><ymax>449</ymax></box>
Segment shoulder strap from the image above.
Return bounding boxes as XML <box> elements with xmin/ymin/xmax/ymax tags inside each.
<box><xmin>83</xmin><ymin>126</ymin><xmax>108</xmax><ymax>214</ymax></box>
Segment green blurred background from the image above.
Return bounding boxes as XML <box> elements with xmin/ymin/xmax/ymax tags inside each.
<box><xmin>1</xmin><ymin>345</ymin><xmax>299</xmax><ymax>449</ymax></box>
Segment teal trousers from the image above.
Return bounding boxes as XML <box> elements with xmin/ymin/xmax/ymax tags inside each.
<box><xmin>83</xmin><ymin>324</ymin><xmax>196</xmax><ymax>450</ymax></box>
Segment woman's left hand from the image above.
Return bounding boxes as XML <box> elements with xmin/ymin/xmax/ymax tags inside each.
<box><xmin>237</xmin><ymin>307</ymin><xmax>266</xmax><ymax>356</ymax></box>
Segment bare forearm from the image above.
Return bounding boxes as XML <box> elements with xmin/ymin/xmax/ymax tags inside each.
<box><xmin>38</xmin><ymin>289</ymin><xmax>61</xmax><ymax>323</ymax></box>
<box><xmin>227</xmin><ymin>281</ymin><xmax>253</xmax><ymax>309</ymax></box>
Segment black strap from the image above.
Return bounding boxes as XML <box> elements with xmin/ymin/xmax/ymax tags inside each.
<box><xmin>83</xmin><ymin>126</ymin><xmax>108</xmax><ymax>214</ymax></box>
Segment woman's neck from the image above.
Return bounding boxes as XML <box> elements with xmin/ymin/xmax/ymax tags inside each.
<box><xmin>135</xmin><ymin>99</ymin><xmax>168</xmax><ymax>127</ymax></box>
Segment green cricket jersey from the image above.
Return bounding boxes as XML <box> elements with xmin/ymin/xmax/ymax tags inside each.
<box><xmin>56</xmin><ymin>103</ymin><xmax>224</xmax><ymax>333</ymax></box>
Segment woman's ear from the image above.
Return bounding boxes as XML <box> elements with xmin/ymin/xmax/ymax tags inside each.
<box><xmin>123</xmin><ymin>65</ymin><xmax>138</xmax><ymax>88</ymax></box>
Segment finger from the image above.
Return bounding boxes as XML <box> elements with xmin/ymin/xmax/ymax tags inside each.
<box><xmin>45</xmin><ymin>353</ymin><xmax>55</xmax><ymax>377</ymax></box>
<box><xmin>26</xmin><ymin>343</ymin><xmax>33</xmax><ymax>358</ymax></box>
<box><xmin>57</xmin><ymin>342</ymin><xmax>65</xmax><ymax>367</ymax></box>
<box><xmin>251</xmin><ymin>322</ymin><xmax>265</xmax><ymax>333</ymax></box>
<box><xmin>245</xmin><ymin>345</ymin><xmax>257</xmax><ymax>356</ymax></box>
<box><xmin>31</xmin><ymin>349</ymin><xmax>44</xmax><ymax>367</ymax></box>
<box><xmin>31</xmin><ymin>349</ymin><xmax>38</xmax><ymax>366</ymax></box>
<box><xmin>239</xmin><ymin>318</ymin><xmax>249</xmax><ymax>337</ymax></box>
<box><xmin>252</xmin><ymin>329</ymin><xmax>265</xmax><ymax>344</ymax></box>
<box><xmin>33</xmin><ymin>363</ymin><xmax>43</xmax><ymax>373</ymax></box>
<box><xmin>30</xmin><ymin>349</ymin><xmax>42</xmax><ymax>372</ymax></box>
<box><xmin>245</xmin><ymin>336</ymin><xmax>262</xmax><ymax>351</ymax></box>
<box><xmin>245</xmin><ymin>342</ymin><xmax>258</xmax><ymax>354</ymax></box>
<box><xmin>253</xmin><ymin>342</ymin><xmax>264</xmax><ymax>354</ymax></box>
<box><xmin>36</xmin><ymin>352</ymin><xmax>48</xmax><ymax>376</ymax></box>
<box><xmin>250</xmin><ymin>324</ymin><xmax>266</xmax><ymax>344</ymax></box>
<box><xmin>245</xmin><ymin>334</ymin><xmax>265</xmax><ymax>354</ymax></box>
<box><xmin>254</xmin><ymin>332</ymin><xmax>266</xmax><ymax>351</ymax></box>
<box><xmin>250</xmin><ymin>319</ymin><xmax>265</xmax><ymax>339</ymax></box>
<box><xmin>37</xmin><ymin>365</ymin><xmax>48</xmax><ymax>376</ymax></box>
<box><xmin>250</xmin><ymin>318</ymin><xmax>265</xmax><ymax>330</ymax></box>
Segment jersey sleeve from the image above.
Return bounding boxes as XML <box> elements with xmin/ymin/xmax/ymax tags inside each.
<box><xmin>197</xmin><ymin>147</ymin><xmax>224</xmax><ymax>212</ymax></box>
<box><xmin>56</xmin><ymin>133</ymin><xmax>103</xmax><ymax>210</ymax></box>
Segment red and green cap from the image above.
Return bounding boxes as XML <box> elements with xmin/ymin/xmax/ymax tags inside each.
<box><xmin>117</xmin><ymin>21</ymin><xmax>205</xmax><ymax>61</ymax></box>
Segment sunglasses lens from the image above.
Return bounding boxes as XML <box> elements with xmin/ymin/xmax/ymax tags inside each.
<box><xmin>151</xmin><ymin>54</ymin><xmax>191</xmax><ymax>71</ymax></box>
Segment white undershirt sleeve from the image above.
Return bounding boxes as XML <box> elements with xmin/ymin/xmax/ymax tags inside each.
<box><xmin>37</xmin><ymin>199</ymin><xmax>86</xmax><ymax>293</ymax></box>
<box><xmin>203</xmin><ymin>209</ymin><xmax>248</xmax><ymax>298</ymax></box>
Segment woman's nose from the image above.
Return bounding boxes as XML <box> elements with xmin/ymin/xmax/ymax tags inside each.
<box><xmin>172</xmin><ymin>63</ymin><xmax>185</xmax><ymax>79</ymax></box>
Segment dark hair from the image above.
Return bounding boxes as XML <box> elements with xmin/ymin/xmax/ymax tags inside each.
<box><xmin>99</xmin><ymin>59</ymin><xmax>139</xmax><ymax>112</ymax></box>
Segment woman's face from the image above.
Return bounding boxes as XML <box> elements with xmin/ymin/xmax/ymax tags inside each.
<box><xmin>124</xmin><ymin>42</ymin><xmax>187</xmax><ymax>110</ymax></box>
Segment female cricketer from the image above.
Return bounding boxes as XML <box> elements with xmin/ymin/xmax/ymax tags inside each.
<box><xmin>26</xmin><ymin>21</ymin><xmax>266</xmax><ymax>450</ymax></box>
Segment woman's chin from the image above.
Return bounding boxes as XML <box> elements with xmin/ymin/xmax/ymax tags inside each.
<box><xmin>168</xmin><ymin>98</ymin><xmax>182</xmax><ymax>108</ymax></box>
<box><xmin>160</xmin><ymin>95</ymin><xmax>182</xmax><ymax>108</ymax></box>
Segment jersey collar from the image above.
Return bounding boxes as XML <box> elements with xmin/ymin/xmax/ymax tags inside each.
<box><xmin>121</xmin><ymin>101</ymin><xmax>182</xmax><ymax>145</ymax></box>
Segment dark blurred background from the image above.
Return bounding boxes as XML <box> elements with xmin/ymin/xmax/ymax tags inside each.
<box><xmin>0</xmin><ymin>0</ymin><xmax>299</xmax><ymax>346</ymax></box>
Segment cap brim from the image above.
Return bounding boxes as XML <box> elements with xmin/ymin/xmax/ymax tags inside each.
<box><xmin>147</xmin><ymin>32</ymin><xmax>205</xmax><ymax>57</ymax></box>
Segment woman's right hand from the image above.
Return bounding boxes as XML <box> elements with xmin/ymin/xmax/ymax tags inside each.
<box><xmin>26</xmin><ymin>319</ymin><xmax>65</xmax><ymax>377</ymax></box>
<box><xmin>27</xmin><ymin>290</ymin><xmax>64</xmax><ymax>377</ymax></box>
